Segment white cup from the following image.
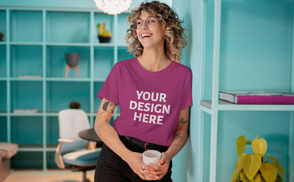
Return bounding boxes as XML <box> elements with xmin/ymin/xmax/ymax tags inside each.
<box><xmin>143</xmin><ymin>150</ymin><xmax>162</xmax><ymax>165</ymax></box>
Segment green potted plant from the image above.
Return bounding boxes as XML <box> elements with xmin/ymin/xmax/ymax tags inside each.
<box><xmin>230</xmin><ymin>134</ymin><xmax>286</xmax><ymax>182</ymax></box>
<box><xmin>97</xmin><ymin>23</ymin><xmax>112</xmax><ymax>43</ymax></box>
<box><xmin>0</xmin><ymin>32</ymin><xmax>4</xmax><ymax>41</ymax></box>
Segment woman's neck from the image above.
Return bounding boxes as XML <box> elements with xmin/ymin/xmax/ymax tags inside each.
<box><xmin>137</xmin><ymin>48</ymin><xmax>171</xmax><ymax>72</ymax></box>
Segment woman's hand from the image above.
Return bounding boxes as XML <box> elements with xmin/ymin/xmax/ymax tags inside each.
<box><xmin>143</xmin><ymin>152</ymin><xmax>171</xmax><ymax>180</ymax></box>
<box><xmin>126</xmin><ymin>152</ymin><xmax>158</xmax><ymax>180</ymax></box>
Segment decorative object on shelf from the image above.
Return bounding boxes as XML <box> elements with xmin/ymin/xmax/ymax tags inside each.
<box><xmin>93</xmin><ymin>0</ymin><xmax>132</xmax><ymax>15</ymax></box>
<box><xmin>0</xmin><ymin>32</ymin><xmax>3</xmax><ymax>41</ymax></box>
<box><xmin>97</xmin><ymin>23</ymin><xmax>112</xmax><ymax>43</ymax></box>
<box><xmin>230</xmin><ymin>134</ymin><xmax>286</xmax><ymax>182</ymax></box>
<box><xmin>65</xmin><ymin>53</ymin><xmax>80</xmax><ymax>78</ymax></box>
<box><xmin>219</xmin><ymin>91</ymin><xmax>294</xmax><ymax>105</ymax></box>
<box><xmin>69</xmin><ymin>101</ymin><xmax>81</xmax><ymax>109</ymax></box>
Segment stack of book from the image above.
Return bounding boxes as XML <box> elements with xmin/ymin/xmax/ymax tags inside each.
<box><xmin>13</xmin><ymin>109</ymin><xmax>38</xmax><ymax>113</ymax></box>
<box><xmin>219</xmin><ymin>91</ymin><xmax>294</xmax><ymax>105</ymax></box>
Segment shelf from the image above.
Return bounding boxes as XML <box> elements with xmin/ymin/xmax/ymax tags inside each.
<box><xmin>0</xmin><ymin>116</ymin><xmax>7</xmax><ymax>142</ymax></box>
<box><xmin>11</xmin><ymin>151</ymin><xmax>43</xmax><ymax>170</ymax></box>
<box><xmin>117</xmin><ymin>44</ymin><xmax>128</xmax><ymax>48</ymax></box>
<box><xmin>46</xmin><ymin>11</ymin><xmax>90</xmax><ymax>43</ymax></box>
<box><xmin>46</xmin><ymin>42</ymin><xmax>90</xmax><ymax>47</ymax></box>
<box><xmin>10</xmin><ymin>45</ymin><xmax>43</xmax><ymax>77</ymax></box>
<box><xmin>0</xmin><ymin>113</ymin><xmax>7</xmax><ymax>116</ymax></box>
<box><xmin>0</xmin><ymin>81</ymin><xmax>6</xmax><ymax>112</ymax></box>
<box><xmin>0</xmin><ymin>10</ymin><xmax>6</xmax><ymax>42</ymax></box>
<box><xmin>18</xmin><ymin>145</ymin><xmax>44</xmax><ymax>152</ymax></box>
<box><xmin>46</xmin><ymin>82</ymin><xmax>90</xmax><ymax>112</ymax></box>
<box><xmin>10</xmin><ymin>112</ymin><xmax>44</xmax><ymax>116</ymax></box>
<box><xmin>10</xmin><ymin>116</ymin><xmax>43</xmax><ymax>145</ymax></box>
<box><xmin>93</xmin><ymin>43</ymin><xmax>115</xmax><ymax>47</ymax></box>
<box><xmin>46</xmin><ymin>78</ymin><xmax>91</xmax><ymax>82</ymax></box>
<box><xmin>93</xmin><ymin>13</ymin><xmax>114</xmax><ymax>44</ymax></box>
<box><xmin>0</xmin><ymin>42</ymin><xmax>6</xmax><ymax>45</ymax></box>
<box><xmin>10</xmin><ymin>42</ymin><xmax>43</xmax><ymax>46</ymax></box>
<box><xmin>10</xmin><ymin>78</ymin><xmax>43</xmax><ymax>81</ymax></box>
<box><xmin>0</xmin><ymin>45</ymin><xmax>6</xmax><ymax>77</ymax></box>
<box><xmin>10</xmin><ymin>81</ymin><xmax>43</xmax><ymax>111</ymax></box>
<box><xmin>93</xmin><ymin>78</ymin><xmax>106</xmax><ymax>82</ymax></box>
<box><xmin>10</xmin><ymin>10</ymin><xmax>43</xmax><ymax>42</ymax></box>
<box><xmin>46</xmin><ymin>111</ymin><xmax>91</xmax><ymax>116</ymax></box>
<box><xmin>94</xmin><ymin>47</ymin><xmax>114</xmax><ymax>79</ymax></box>
<box><xmin>118</xmin><ymin>46</ymin><xmax>134</xmax><ymax>62</ymax></box>
<box><xmin>46</xmin><ymin>144</ymin><xmax>58</xmax><ymax>151</ymax></box>
<box><xmin>117</xmin><ymin>13</ymin><xmax>130</xmax><ymax>45</ymax></box>
<box><xmin>46</xmin><ymin>46</ymin><xmax>90</xmax><ymax>78</ymax></box>
<box><xmin>200</xmin><ymin>100</ymin><xmax>294</xmax><ymax>111</ymax></box>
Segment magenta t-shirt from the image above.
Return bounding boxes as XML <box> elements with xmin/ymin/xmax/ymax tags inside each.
<box><xmin>97</xmin><ymin>57</ymin><xmax>192</xmax><ymax>146</ymax></box>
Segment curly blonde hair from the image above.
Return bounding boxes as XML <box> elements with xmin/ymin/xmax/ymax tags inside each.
<box><xmin>125</xmin><ymin>1</ymin><xmax>187</xmax><ymax>63</ymax></box>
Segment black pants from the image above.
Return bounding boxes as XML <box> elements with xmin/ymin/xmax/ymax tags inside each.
<box><xmin>94</xmin><ymin>136</ymin><xmax>172</xmax><ymax>182</ymax></box>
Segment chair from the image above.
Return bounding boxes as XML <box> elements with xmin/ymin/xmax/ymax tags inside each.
<box><xmin>55</xmin><ymin>109</ymin><xmax>100</xmax><ymax>182</ymax></box>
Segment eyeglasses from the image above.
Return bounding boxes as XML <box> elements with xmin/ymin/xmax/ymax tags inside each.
<box><xmin>134</xmin><ymin>16</ymin><xmax>157</xmax><ymax>29</ymax></box>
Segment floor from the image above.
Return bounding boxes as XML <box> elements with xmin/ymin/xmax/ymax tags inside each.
<box><xmin>4</xmin><ymin>170</ymin><xmax>95</xmax><ymax>182</ymax></box>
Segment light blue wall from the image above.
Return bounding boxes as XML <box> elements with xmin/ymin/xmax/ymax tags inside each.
<box><xmin>171</xmin><ymin>0</ymin><xmax>200</xmax><ymax>181</ymax></box>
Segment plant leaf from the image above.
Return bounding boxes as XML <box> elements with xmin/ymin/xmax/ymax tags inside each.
<box><xmin>235</xmin><ymin>160</ymin><xmax>238</xmax><ymax>170</ymax></box>
<box><xmin>260</xmin><ymin>163</ymin><xmax>277</xmax><ymax>182</ymax></box>
<box><xmin>240</xmin><ymin>171</ymin><xmax>250</xmax><ymax>182</ymax></box>
<box><xmin>265</xmin><ymin>155</ymin><xmax>278</xmax><ymax>163</ymax></box>
<box><xmin>236</xmin><ymin>135</ymin><xmax>247</xmax><ymax>157</ymax></box>
<box><xmin>236</xmin><ymin>153</ymin><xmax>246</xmax><ymax>173</ymax></box>
<box><xmin>231</xmin><ymin>153</ymin><xmax>246</xmax><ymax>182</ymax></box>
<box><xmin>275</xmin><ymin>174</ymin><xmax>283</xmax><ymax>182</ymax></box>
<box><xmin>251</xmin><ymin>138</ymin><xmax>267</xmax><ymax>157</ymax></box>
<box><xmin>252</xmin><ymin>173</ymin><xmax>261</xmax><ymax>182</ymax></box>
<box><xmin>230</xmin><ymin>168</ymin><xmax>240</xmax><ymax>182</ymax></box>
<box><xmin>273</xmin><ymin>163</ymin><xmax>286</xmax><ymax>178</ymax></box>
<box><xmin>243</xmin><ymin>153</ymin><xmax>261</xmax><ymax>180</ymax></box>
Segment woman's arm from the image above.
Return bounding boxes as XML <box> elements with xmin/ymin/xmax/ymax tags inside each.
<box><xmin>165</xmin><ymin>105</ymin><xmax>190</xmax><ymax>159</ymax></box>
<box><xmin>144</xmin><ymin>106</ymin><xmax>191</xmax><ymax>180</ymax></box>
<box><xmin>94</xmin><ymin>98</ymin><xmax>151</xmax><ymax>180</ymax></box>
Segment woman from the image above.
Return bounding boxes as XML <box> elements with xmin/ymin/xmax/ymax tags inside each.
<box><xmin>94</xmin><ymin>1</ymin><xmax>192</xmax><ymax>181</ymax></box>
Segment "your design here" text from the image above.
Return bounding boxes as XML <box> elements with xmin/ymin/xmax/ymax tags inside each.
<box><xmin>129</xmin><ymin>91</ymin><xmax>171</xmax><ymax>125</ymax></box>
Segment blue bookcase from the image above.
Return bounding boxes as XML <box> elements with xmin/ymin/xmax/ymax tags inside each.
<box><xmin>198</xmin><ymin>0</ymin><xmax>294</xmax><ymax>182</ymax></box>
<box><xmin>0</xmin><ymin>7</ymin><xmax>132</xmax><ymax>171</ymax></box>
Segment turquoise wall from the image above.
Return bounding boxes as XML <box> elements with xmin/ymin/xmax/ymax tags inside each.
<box><xmin>171</xmin><ymin>0</ymin><xmax>198</xmax><ymax>181</ymax></box>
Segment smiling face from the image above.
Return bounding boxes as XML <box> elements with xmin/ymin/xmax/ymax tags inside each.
<box><xmin>135</xmin><ymin>10</ymin><xmax>165</xmax><ymax>50</ymax></box>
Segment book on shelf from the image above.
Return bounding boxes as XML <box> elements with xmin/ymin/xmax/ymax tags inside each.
<box><xmin>13</xmin><ymin>109</ymin><xmax>38</xmax><ymax>113</ymax></box>
<box><xmin>219</xmin><ymin>91</ymin><xmax>294</xmax><ymax>105</ymax></box>
<box><xmin>200</xmin><ymin>100</ymin><xmax>232</xmax><ymax>109</ymax></box>
<box><xmin>18</xmin><ymin>75</ymin><xmax>42</xmax><ymax>78</ymax></box>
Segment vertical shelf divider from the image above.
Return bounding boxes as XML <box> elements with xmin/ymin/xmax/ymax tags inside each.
<box><xmin>289</xmin><ymin>5</ymin><xmax>294</xmax><ymax>182</ymax></box>
<box><xmin>42</xmin><ymin>9</ymin><xmax>47</xmax><ymax>172</ymax></box>
<box><xmin>210</xmin><ymin>0</ymin><xmax>221</xmax><ymax>181</ymax></box>
<box><xmin>198</xmin><ymin>0</ymin><xmax>207</xmax><ymax>181</ymax></box>
<box><xmin>90</xmin><ymin>10</ymin><xmax>94</xmax><ymax>127</ymax></box>
<box><xmin>114</xmin><ymin>14</ymin><xmax>118</xmax><ymax>117</ymax></box>
<box><xmin>6</xmin><ymin>8</ymin><xmax>11</xmax><ymax>143</ymax></box>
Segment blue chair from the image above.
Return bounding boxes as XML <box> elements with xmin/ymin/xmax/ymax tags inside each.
<box><xmin>55</xmin><ymin>109</ymin><xmax>100</xmax><ymax>182</ymax></box>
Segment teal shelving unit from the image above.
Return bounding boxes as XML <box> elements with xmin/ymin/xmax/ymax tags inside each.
<box><xmin>0</xmin><ymin>6</ymin><xmax>132</xmax><ymax>172</ymax></box>
<box><xmin>198</xmin><ymin>0</ymin><xmax>294</xmax><ymax>182</ymax></box>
